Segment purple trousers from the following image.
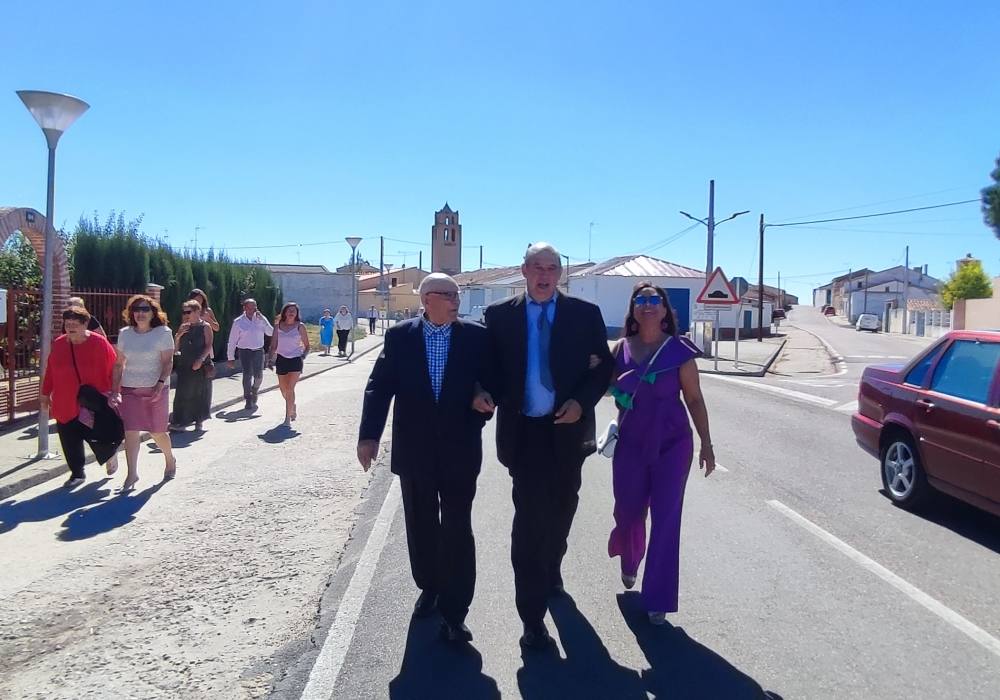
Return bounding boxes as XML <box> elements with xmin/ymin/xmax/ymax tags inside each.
<box><xmin>608</xmin><ymin>433</ymin><xmax>692</xmax><ymax>613</ymax></box>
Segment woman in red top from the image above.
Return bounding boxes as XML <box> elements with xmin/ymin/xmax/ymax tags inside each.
<box><xmin>40</xmin><ymin>307</ymin><xmax>123</xmax><ymax>488</ymax></box>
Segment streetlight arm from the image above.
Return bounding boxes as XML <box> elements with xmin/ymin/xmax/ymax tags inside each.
<box><xmin>679</xmin><ymin>211</ymin><xmax>708</xmax><ymax>227</ymax></box>
<box><xmin>714</xmin><ymin>210</ymin><xmax>751</xmax><ymax>226</ymax></box>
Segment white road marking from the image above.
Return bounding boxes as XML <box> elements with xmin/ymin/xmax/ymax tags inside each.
<box><xmin>768</xmin><ymin>500</ymin><xmax>1000</xmax><ymax>660</ymax></box>
<box><xmin>703</xmin><ymin>374</ymin><xmax>839</xmax><ymax>407</ymax></box>
<box><xmin>301</xmin><ymin>478</ymin><xmax>402</xmax><ymax>699</ymax></box>
<box><xmin>835</xmin><ymin>400</ymin><xmax>858</xmax><ymax>413</ymax></box>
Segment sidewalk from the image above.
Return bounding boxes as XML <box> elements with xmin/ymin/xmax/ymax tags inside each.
<box><xmin>695</xmin><ymin>334</ymin><xmax>787</xmax><ymax>377</ymax></box>
<box><xmin>0</xmin><ymin>328</ymin><xmax>386</xmax><ymax>501</ymax></box>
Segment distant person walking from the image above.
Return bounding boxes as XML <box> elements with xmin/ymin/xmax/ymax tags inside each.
<box><xmin>115</xmin><ymin>295</ymin><xmax>177</xmax><ymax>490</ymax></box>
<box><xmin>65</xmin><ymin>296</ymin><xmax>106</xmax><ymax>337</ymax></box>
<box><xmin>608</xmin><ymin>282</ymin><xmax>715</xmax><ymax>625</ymax></box>
<box><xmin>334</xmin><ymin>305</ymin><xmax>353</xmax><ymax>357</ymax></box>
<box><xmin>368</xmin><ymin>305</ymin><xmax>379</xmax><ymax>335</ymax></box>
<box><xmin>188</xmin><ymin>288</ymin><xmax>221</xmax><ymax>332</ymax></box>
<box><xmin>318</xmin><ymin>309</ymin><xmax>334</xmax><ymax>356</ymax></box>
<box><xmin>170</xmin><ymin>299</ymin><xmax>214</xmax><ymax>432</ymax></box>
<box><xmin>41</xmin><ymin>306</ymin><xmax>123</xmax><ymax>488</ymax></box>
<box><xmin>268</xmin><ymin>302</ymin><xmax>310</xmax><ymax>426</ymax></box>
<box><xmin>227</xmin><ymin>299</ymin><xmax>273</xmax><ymax>411</ymax></box>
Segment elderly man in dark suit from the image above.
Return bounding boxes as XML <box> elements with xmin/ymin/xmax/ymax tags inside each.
<box><xmin>358</xmin><ymin>273</ymin><xmax>491</xmax><ymax>643</ymax></box>
<box><xmin>474</xmin><ymin>242</ymin><xmax>614</xmax><ymax>649</ymax></box>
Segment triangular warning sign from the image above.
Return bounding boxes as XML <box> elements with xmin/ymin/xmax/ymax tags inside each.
<box><xmin>696</xmin><ymin>267</ymin><xmax>739</xmax><ymax>305</ymax></box>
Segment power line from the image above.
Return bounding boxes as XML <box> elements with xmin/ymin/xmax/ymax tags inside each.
<box><xmin>770</xmin><ymin>187</ymin><xmax>973</xmax><ymax>223</ymax></box>
<box><xmin>790</xmin><ymin>225</ymin><xmax>983</xmax><ymax>237</ymax></box>
<box><xmin>767</xmin><ymin>199</ymin><xmax>979</xmax><ymax>228</ymax></box>
<box><xmin>634</xmin><ymin>223</ymin><xmax>701</xmax><ymax>255</ymax></box>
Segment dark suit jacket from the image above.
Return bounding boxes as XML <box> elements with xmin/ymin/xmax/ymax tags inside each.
<box><xmin>359</xmin><ymin>318</ymin><xmax>491</xmax><ymax>478</ymax></box>
<box><xmin>483</xmin><ymin>293</ymin><xmax>614</xmax><ymax>470</ymax></box>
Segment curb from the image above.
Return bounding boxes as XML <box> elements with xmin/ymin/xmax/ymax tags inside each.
<box><xmin>786</xmin><ymin>323</ymin><xmax>846</xmax><ymax>376</ymax></box>
<box><xmin>697</xmin><ymin>338</ymin><xmax>787</xmax><ymax>378</ymax></box>
<box><xmin>0</xmin><ymin>340</ymin><xmax>385</xmax><ymax>501</ymax></box>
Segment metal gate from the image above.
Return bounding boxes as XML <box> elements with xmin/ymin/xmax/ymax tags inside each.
<box><xmin>1</xmin><ymin>289</ymin><xmax>42</xmax><ymax>423</ymax></box>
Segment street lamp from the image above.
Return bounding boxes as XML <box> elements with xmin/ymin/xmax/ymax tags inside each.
<box><xmin>17</xmin><ymin>90</ymin><xmax>89</xmax><ymax>458</ymax></box>
<box><xmin>345</xmin><ymin>236</ymin><xmax>362</xmax><ymax>357</ymax></box>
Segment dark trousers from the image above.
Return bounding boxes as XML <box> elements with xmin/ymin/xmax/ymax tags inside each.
<box><xmin>399</xmin><ymin>466</ymin><xmax>478</xmax><ymax>626</ymax></box>
<box><xmin>238</xmin><ymin>347</ymin><xmax>264</xmax><ymax>400</ymax></box>
<box><xmin>57</xmin><ymin>418</ymin><xmax>119</xmax><ymax>478</ymax></box>
<box><xmin>336</xmin><ymin>329</ymin><xmax>350</xmax><ymax>353</ymax></box>
<box><xmin>369</xmin><ymin>317</ymin><xmax>377</xmax><ymax>334</ymax></box>
<box><xmin>510</xmin><ymin>416</ymin><xmax>584</xmax><ymax>627</ymax></box>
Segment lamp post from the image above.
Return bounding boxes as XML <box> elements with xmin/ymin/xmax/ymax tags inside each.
<box><xmin>17</xmin><ymin>90</ymin><xmax>89</xmax><ymax>458</ymax></box>
<box><xmin>346</xmin><ymin>236</ymin><xmax>362</xmax><ymax>356</ymax></box>
<box><xmin>680</xmin><ymin>180</ymin><xmax>749</xmax><ymax>275</ymax></box>
<box><xmin>382</xmin><ymin>263</ymin><xmax>393</xmax><ymax>332</ymax></box>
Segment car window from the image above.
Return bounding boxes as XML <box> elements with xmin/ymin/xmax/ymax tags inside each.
<box><xmin>929</xmin><ymin>340</ymin><xmax>1000</xmax><ymax>404</ymax></box>
<box><xmin>905</xmin><ymin>346</ymin><xmax>940</xmax><ymax>386</ymax></box>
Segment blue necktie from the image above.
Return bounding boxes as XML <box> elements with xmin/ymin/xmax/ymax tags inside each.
<box><xmin>537</xmin><ymin>302</ymin><xmax>554</xmax><ymax>391</ymax></box>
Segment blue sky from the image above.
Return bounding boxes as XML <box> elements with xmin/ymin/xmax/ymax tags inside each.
<box><xmin>2</xmin><ymin>1</ymin><xmax>998</xmax><ymax>300</ymax></box>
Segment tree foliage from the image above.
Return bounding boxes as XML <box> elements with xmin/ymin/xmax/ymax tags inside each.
<box><xmin>940</xmin><ymin>260</ymin><xmax>993</xmax><ymax>310</ymax></box>
<box><xmin>0</xmin><ymin>232</ymin><xmax>42</xmax><ymax>289</ymax></box>
<box><xmin>984</xmin><ymin>154</ymin><xmax>1000</xmax><ymax>240</ymax></box>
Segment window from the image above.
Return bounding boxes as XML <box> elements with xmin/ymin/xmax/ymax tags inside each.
<box><xmin>929</xmin><ymin>340</ymin><xmax>1000</xmax><ymax>404</ymax></box>
<box><xmin>445</xmin><ymin>217</ymin><xmax>450</xmax><ymax>225</ymax></box>
<box><xmin>444</xmin><ymin>229</ymin><xmax>450</xmax><ymax>242</ymax></box>
<box><xmin>905</xmin><ymin>347</ymin><xmax>939</xmax><ymax>386</ymax></box>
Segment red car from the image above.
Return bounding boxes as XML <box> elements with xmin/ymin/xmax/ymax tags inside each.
<box><xmin>852</xmin><ymin>330</ymin><xmax>1000</xmax><ymax>516</ymax></box>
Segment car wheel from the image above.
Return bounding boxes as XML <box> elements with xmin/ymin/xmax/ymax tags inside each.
<box><xmin>881</xmin><ymin>433</ymin><xmax>930</xmax><ymax>509</ymax></box>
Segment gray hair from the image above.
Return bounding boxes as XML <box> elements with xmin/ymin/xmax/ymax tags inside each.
<box><xmin>418</xmin><ymin>273</ymin><xmax>459</xmax><ymax>296</ymax></box>
<box><xmin>67</xmin><ymin>296</ymin><xmax>86</xmax><ymax>307</ymax></box>
<box><xmin>524</xmin><ymin>242</ymin><xmax>562</xmax><ymax>268</ymax></box>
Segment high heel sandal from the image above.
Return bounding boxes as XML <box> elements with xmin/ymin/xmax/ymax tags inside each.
<box><xmin>120</xmin><ymin>476</ymin><xmax>139</xmax><ymax>493</ymax></box>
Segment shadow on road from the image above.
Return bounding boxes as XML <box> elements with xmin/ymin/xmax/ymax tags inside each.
<box><xmin>0</xmin><ymin>478</ymin><xmax>113</xmax><ymax>534</ymax></box>
<box><xmin>617</xmin><ymin>593</ymin><xmax>780</xmax><ymax>699</ymax></box>
<box><xmin>216</xmin><ymin>408</ymin><xmax>261</xmax><ymax>423</ymax></box>
<box><xmin>884</xmin><ymin>489</ymin><xmax>1000</xmax><ymax>555</ymax></box>
<box><xmin>388</xmin><ymin>616</ymin><xmax>500</xmax><ymax>700</ymax></box>
<box><xmin>517</xmin><ymin>594</ymin><xmax>646</xmax><ymax>699</ymax></box>
<box><xmin>258</xmin><ymin>424</ymin><xmax>300</xmax><ymax>444</ymax></box>
<box><xmin>57</xmin><ymin>481</ymin><xmax>165</xmax><ymax>541</ymax></box>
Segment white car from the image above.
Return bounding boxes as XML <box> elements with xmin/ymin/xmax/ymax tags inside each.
<box><xmin>856</xmin><ymin>313</ymin><xmax>880</xmax><ymax>332</ymax></box>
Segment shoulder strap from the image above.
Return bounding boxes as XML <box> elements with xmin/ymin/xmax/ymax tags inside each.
<box><xmin>69</xmin><ymin>341</ymin><xmax>83</xmax><ymax>384</ymax></box>
<box><xmin>619</xmin><ymin>336</ymin><xmax>671</xmax><ymax>421</ymax></box>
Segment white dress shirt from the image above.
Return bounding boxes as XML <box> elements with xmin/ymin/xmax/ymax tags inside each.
<box><xmin>227</xmin><ymin>313</ymin><xmax>274</xmax><ymax>360</ymax></box>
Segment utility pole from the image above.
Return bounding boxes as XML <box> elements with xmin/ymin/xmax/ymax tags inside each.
<box><xmin>706</xmin><ymin>180</ymin><xmax>716</xmax><ymax>274</ymax></box>
<box><xmin>588</xmin><ymin>222</ymin><xmax>596</xmax><ymax>262</ymax></box>
<box><xmin>863</xmin><ymin>269</ymin><xmax>870</xmax><ymax>317</ymax></box>
<box><xmin>479</xmin><ymin>245</ymin><xmax>483</xmax><ymax>270</ymax></box>
<box><xmin>419</xmin><ymin>250</ymin><xmax>423</xmax><ymax>271</ymax></box>
<box><xmin>379</xmin><ymin>235</ymin><xmax>385</xmax><ymax>295</ymax></box>
<box><xmin>846</xmin><ymin>268</ymin><xmax>852</xmax><ymax>321</ymax></box>
<box><xmin>680</xmin><ymin>181</ymin><xmax>748</xmax><ymax>276</ymax></box>
<box><xmin>757</xmin><ymin>214</ymin><xmax>765</xmax><ymax>342</ymax></box>
<box><xmin>194</xmin><ymin>225</ymin><xmax>203</xmax><ymax>253</ymax></box>
<box><xmin>902</xmin><ymin>245</ymin><xmax>910</xmax><ymax>334</ymax></box>
<box><xmin>777</xmin><ymin>271</ymin><xmax>781</xmax><ymax>310</ymax></box>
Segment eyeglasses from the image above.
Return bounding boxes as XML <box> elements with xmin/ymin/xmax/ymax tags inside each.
<box><xmin>633</xmin><ymin>295</ymin><xmax>663</xmax><ymax>306</ymax></box>
<box><xmin>427</xmin><ymin>291</ymin><xmax>460</xmax><ymax>301</ymax></box>
<box><xmin>132</xmin><ymin>306</ymin><xmax>153</xmax><ymax>313</ymax></box>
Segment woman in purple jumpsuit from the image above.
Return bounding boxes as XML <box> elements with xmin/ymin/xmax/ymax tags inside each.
<box><xmin>608</xmin><ymin>282</ymin><xmax>716</xmax><ymax>625</ymax></box>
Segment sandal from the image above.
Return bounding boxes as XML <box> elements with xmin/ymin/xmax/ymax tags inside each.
<box><xmin>163</xmin><ymin>458</ymin><xmax>177</xmax><ymax>481</ymax></box>
<box><xmin>120</xmin><ymin>476</ymin><xmax>139</xmax><ymax>493</ymax></box>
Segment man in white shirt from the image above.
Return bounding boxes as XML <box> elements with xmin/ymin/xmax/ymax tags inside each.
<box><xmin>227</xmin><ymin>299</ymin><xmax>274</xmax><ymax>410</ymax></box>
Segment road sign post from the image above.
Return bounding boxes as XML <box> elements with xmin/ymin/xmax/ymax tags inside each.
<box><xmin>696</xmin><ymin>267</ymin><xmax>740</xmax><ymax>372</ymax></box>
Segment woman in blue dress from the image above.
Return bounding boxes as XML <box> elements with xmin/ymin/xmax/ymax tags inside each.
<box><xmin>318</xmin><ymin>308</ymin><xmax>334</xmax><ymax>355</ymax></box>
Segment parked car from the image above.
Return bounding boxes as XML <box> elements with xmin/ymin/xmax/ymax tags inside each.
<box><xmin>772</xmin><ymin>309</ymin><xmax>787</xmax><ymax>321</ymax></box>
<box><xmin>823</xmin><ymin>306</ymin><xmax>836</xmax><ymax>316</ymax></box>
<box><xmin>851</xmin><ymin>330</ymin><xmax>1000</xmax><ymax>516</ymax></box>
<box><xmin>855</xmin><ymin>313</ymin><xmax>880</xmax><ymax>332</ymax></box>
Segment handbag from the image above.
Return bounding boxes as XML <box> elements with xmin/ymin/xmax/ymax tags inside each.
<box><xmin>597</xmin><ymin>337</ymin><xmax>671</xmax><ymax>459</ymax></box>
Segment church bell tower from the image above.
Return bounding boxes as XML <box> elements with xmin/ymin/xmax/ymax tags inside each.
<box><xmin>431</xmin><ymin>203</ymin><xmax>461</xmax><ymax>275</ymax></box>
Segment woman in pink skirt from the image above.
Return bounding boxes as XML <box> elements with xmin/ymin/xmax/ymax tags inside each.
<box><xmin>114</xmin><ymin>294</ymin><xmax>177</xmax><ymax>491</ymax></box>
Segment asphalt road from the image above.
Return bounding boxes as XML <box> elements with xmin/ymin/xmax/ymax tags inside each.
<box><xmin>281</xmin><ymin>316</ymin><xmax>1000</xmax><ymax>700</ymax></box>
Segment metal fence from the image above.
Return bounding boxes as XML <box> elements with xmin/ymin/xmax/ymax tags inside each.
<box><xmin>1</xmin><ymin>289</ymin><xmax>42</xmax><ymax>422</ymax></box>
<box><xmin>73</xmin><ymin>288</ymin><xmax>141</xmax><ymax>341</ymax></box>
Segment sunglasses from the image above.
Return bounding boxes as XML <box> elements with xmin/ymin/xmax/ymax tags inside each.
<box><xmin>132</xmin><ymin>306</ymin><xmax>153</xmax><ymax>313</ymax></box>
<box><xmin>633</xmin><ymin>295</ymin><xmax>663</xmax><ymax>306</ymax></box>
<box><xmin>427</xmin><ymin>291</ymin><xmax>460</xmax><ymax>301</ymax></box>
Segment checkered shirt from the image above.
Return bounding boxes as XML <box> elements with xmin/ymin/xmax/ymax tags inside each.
<box><xmin>422</xmin><ymin>318</ymin><xmax>453</xmax><ymax>401</ymax></box>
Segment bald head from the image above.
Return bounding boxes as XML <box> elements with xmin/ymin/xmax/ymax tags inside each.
<box><xmin>419</xmin><ymin>273</ymin><xmax>460</xmax><ymax>325</ymax></box>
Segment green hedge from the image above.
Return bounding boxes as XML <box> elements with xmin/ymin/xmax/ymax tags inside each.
<box><xmin>72</xmin><ymin>214</ymin><xmax>282</xmax><ymax>360</ymax></box>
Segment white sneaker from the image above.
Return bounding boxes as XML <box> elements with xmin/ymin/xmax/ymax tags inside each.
<box><xmin>648</xmin><ymin>611</ymin><xmax>666</xmax><ymax>625</ymax></box>
<box><xmin>622</xmin><ymin>574</ymin><xmax>637</xmax><ymax>590</ymax></box>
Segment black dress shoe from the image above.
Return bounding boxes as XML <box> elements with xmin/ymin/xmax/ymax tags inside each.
<box><xmin>412</xmin><ymin>591</ymin><xmax>438</xmax><ymax>618</ymax></box>
<box><xmin>440</xmin><ymin>621</ymin><xmax>473</xmax><ymax>643</ymax></box>
<box><xmin>519</xmin><ymin>623</ymin><xmax>553</xmax><ymax>650</ymax></box>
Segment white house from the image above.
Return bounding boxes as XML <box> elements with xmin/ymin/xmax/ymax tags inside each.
<box><xmin>264</xmin><ymin>264</ymin><xmax>353</xmax><ymax>321</ymax></box>
<box><xmin>846</xmin><ymin>265</ymin><xmax>941</xmax><ymax>322</ymax></box>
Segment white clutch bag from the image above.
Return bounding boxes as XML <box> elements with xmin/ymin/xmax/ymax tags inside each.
<box><xmin>596</xmin><ymin>418</ymin><xmax>619</xmax><ymax>458</ymax></box>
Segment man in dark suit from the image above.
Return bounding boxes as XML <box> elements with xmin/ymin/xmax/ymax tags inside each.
<box><xmin>474</xmin><ymin>242</ymin><xmax>614</xmax><ymax>649</ymax></box>
<box><xmin>358</xmin><ymin>273</ymin><xmax>492</xmax><ymax>643</ymax></box>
